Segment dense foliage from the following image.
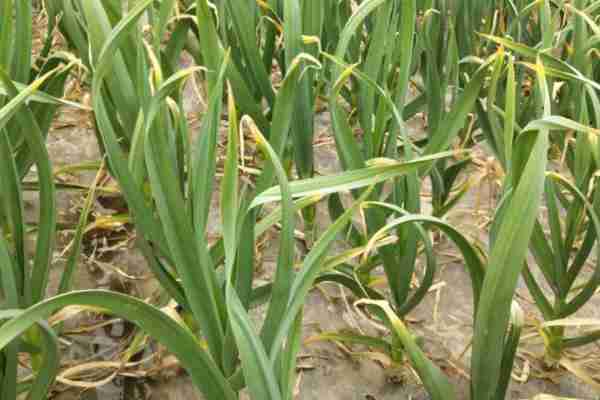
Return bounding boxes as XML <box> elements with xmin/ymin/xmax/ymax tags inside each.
<box><xmin>1</xmin><ymin>1</ymin><xmax>600</xmax><ymax>399</ymax></box>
